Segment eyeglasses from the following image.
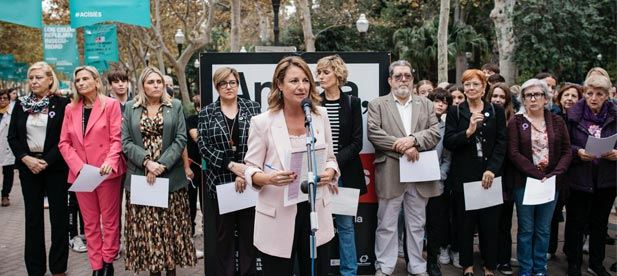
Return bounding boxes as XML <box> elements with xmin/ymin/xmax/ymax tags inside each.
<box><xmin>0</xmin><ymin>96</ymin><xmax>8</xmax><ymax>101</ymax></box>
<box><xmin>217</xmin><ymin>80</ymin><xmax>238</xmax><ymax>89</ymax></box>
<box><xmin>392</xmin><ymin>73</ymin><xmax>413</xmax><ymax>81</ymax></box>
<box><xmin>463</xmin><ymin>82</ymin><xmax>483</xmax><ymax>88</ymax></box>
<box><xmin>523</xmin><ymin>92</ymin><xmax>545</xmax><ymax>100</ymax></box>
<box><xmin>418</xmin><ymin>89</ymin><xmax>433</xmax><ymax>95</ymax></box>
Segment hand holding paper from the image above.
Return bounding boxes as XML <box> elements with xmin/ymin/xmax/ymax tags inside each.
<box><xmin>69</xmin><ymin>164</ymin><xmax>109</xmax><ymax>192</ymax></box>
<box><xmin>522</xmin><ymin>176</ymin><xmax>556</xmax><ymax>205</ymax></box>
<box><xmin>584</xmin><ymin>133</ymin><xmax>617</xmax><ymax>157</ymax></box>
<box><xmin>130</xmin><ymin>175</ymin><xmax>169</xmax><ymax>208</ymax></box>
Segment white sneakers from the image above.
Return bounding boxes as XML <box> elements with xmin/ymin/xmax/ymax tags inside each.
<box><xmin>583</xmin><ymin>235</ymin><xmax>590</xmax><ymax>254</ymax></box>
<box><xmin>438</xmin><ymin>247</ymin><xmax>451</xmax><ymax>264</ymax></box>
<box><xmin>450</xmin><ymin>250</ymin><xmax>462</xmax><ymax>268</ymax></box>
<box><xmin>196</xmin><ymin>249</ymin><xmax>204</xmax><ymax>259</ymax></box>
<box><xmin>69</xmin><ymin>236</ymin><xmax>87</xmax><ymax>253</ymax></box>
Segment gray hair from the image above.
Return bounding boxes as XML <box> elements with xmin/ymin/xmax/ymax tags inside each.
<box><xmin>389</xmin><ymin>60</ymin><xmax>412</xmax><ymax>76</ymax></box>
<box><xmin>520</xmin><ymin>78</ymin><xmax>550</xmax><ymax>107</ymax></box>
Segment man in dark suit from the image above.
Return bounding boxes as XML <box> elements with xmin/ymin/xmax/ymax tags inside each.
<box><xmin>367</xmin><ymin>60</ymin><xmax>441</xmax><ymax>276</ymax></box>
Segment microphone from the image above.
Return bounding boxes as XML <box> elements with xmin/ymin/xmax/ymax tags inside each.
<box><xmin>301</xmin><ymin>98</ymin><xmax>312</xmax><ymax>124</ymax></box>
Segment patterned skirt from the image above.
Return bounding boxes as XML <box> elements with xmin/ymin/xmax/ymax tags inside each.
<box><xmin>124</xmin><ymin>189</ymin><xmax>197</xmax><ymax>273</ymax></box>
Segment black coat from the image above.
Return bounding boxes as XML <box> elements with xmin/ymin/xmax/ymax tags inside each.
<box><xmin>8</xmin><ymin>95</ymin><xmax>70</xmax><ymax>172</ymax></box>
<box><xmin>320</xmin><ymin>92</ymin><xmax>367</xmax><ymax>195</ymax></box>
<box><xmin>443</xmin><ymin>100</ymin><xmax>507</xmax><ymax>192</ymax></box>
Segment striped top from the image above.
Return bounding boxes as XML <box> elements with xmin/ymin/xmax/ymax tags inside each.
<box><xmin>324</xmin><ymin>99</ymin><xmax>340</xmax><ymax>154</ymax></box>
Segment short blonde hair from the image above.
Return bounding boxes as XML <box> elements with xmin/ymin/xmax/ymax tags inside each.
<box><xmin>585</xmin><ymin>67</ymin><xmax>610</xmax><ymax>81</ymax></box>
<box><xmin>71</xmin><ymin>66</ymin><xmax>106</xmax><ymax>106</ymax></box>
<box><xmin>585</xmin><ymin>74</ymin><xmax>611</xmax><ymax>92</ymax></box>
<box><xmin>212</xmin><ymin>67</ymin><xmax>240</xmax><ymax>92</ymax></box>
<box><xmin>267</xmin><ymin>56</ymin><xmax>321</xmax><ymax>113</ymax></box>
<box><xmin>27</xmin><ymin>61</ymin><xmax>59</xmax><ymax>96</ymax></box>
<box><xmin>315</xmin><ymin>55</ymin><xmax>348</xmax><ymax>87</ymax></box>
<box><xmin>133</xmin><ymin>67</ymin><xmax>172</xmax><ymax>107</ymax></box>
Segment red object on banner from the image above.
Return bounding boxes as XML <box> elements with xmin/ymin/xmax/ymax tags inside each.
<box><xmin>359</xmin><ymin>153</ymin><xmax>377</xmax><ymax>203</ymax></box>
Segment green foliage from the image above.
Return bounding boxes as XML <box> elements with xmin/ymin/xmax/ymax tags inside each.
<box><xmin>514</xmin><ymin>0</ymin><xmax>617</xmax><ymax>82</ymax></box>
<box><xmin>392</xmin><ymin>17</ymin><xmax>487</xmax><ymax>81</ymax></box>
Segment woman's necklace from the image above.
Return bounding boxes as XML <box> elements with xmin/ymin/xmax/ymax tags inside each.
<box><xmin>224</xmin><ymin>113</ymin><xmax>237</xmax><ymax>152</ymax></box>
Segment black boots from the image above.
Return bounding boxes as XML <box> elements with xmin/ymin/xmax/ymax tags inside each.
<box><xmin>102</xmin><ymin>262</ymin><xmax>114</xmax><ymax>276</ymax></box>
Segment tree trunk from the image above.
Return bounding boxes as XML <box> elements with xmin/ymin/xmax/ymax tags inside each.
<box><xmin>455</xmin><ymin>54</ymin><xmax>467</xmax><ymax>85</ymax></box>
<box><xmin>156</xmin><ymin>48</ymin><xmax>165</xmax><ymax>74</ymax></box>
<box><xmin>437</xmin><ymin>0</ymin><xmax>450</xmax><ymax>84</ymax></box>
<box><xmin>296</xmin><ymin>0</ymin><xmax>315</xmax><ymax>52</ymax></box>
<box><xmin>255</xmin><ymin>2</ymin><xmax>270</xmax><ymax>44</ymax></box>
<box><xmin>491</xmin><ymin>0</ymin><xmax>517</xmax><ymax>84</ymax></box>
<box><xmin>175</xmin><ymin>65</ymin><xmax>190</xmax><ymax>104</ymax></box>
<box><xmin>231</xmin><ymin>0</ymin><xmax>241</xmax><ymax>52</ymax></box>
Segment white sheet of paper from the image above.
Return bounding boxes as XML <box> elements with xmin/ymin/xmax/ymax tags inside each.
<box><xmin>523</xmin><ymin>176</ymin><xmax>556</xmax><ymax>205</ymax></box>
<box><xmin>283</xmin><ymin>144</ymin><xmax>327</xmax><ymax>207</ymax></box>
<box><xmin>216</xmin><ymin>181</ymin><xmax>258</xmax><ymax>214</ymax></box>
<box><xmin>68</xmin><ymin>164</ymin><xmax>109</xmax><ymax>192</ymax></box>
<box><xmin>463</xmin><ymin>177</ymin><xmax>504</xmax><ymax>211</ymax></box>
<box><xmin>130</xmin><ymin>175</ymin><xmax>169</xmax><ymax>208</ymax></box>
<box><xmin>584</xmin><ymin>133</ymin><xmax>617</xmax><ymax>157</ymax></box>
<box><xmin>331</xmin><ymin>187</ymin><xmax>360</xmax><ymax>216</ymax></box>
<box><xmin>399</xmin><ymin>150</ymin><xmax>441</xmax><ymax>182</ymax></box>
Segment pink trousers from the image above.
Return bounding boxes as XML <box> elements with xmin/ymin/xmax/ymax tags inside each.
<box><xmin>76</xmin><ymin>177</ymin><xmax>121</xmax><ymax>270</ymax></box>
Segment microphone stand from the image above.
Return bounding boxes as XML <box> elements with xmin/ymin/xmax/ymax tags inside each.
<box><xmin>301</xmin><ymin>112</ymin><xmax>319</xmax><ymax>275</ymax></box>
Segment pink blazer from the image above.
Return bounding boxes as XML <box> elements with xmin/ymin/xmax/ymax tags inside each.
<box><xmin>244</xmin><ymin>106</ymin><xmax>340</xmax><ymax>258</ymax></box>
<box><xmin>59</xmin><ymin>96</ymin><xmax>126</xmax><ymax>183</ymax></box>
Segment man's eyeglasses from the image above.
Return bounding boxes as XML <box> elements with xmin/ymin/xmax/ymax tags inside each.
<box><xmin>217</xmin><ymin>80</ymin><xmax>238</xmax><ymax>89</ymax></box>
<box><xmin>523</xmin><ymin>92</ymin><xmax>545</xmax><ymax>100</ymax></box>
<box><xmin>392</xmin><ymin>73</ymin><xmax>413</xmax><ymax>81</ymax></box>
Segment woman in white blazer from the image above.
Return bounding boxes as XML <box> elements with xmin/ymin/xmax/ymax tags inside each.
<box><xmin>244</xmin><ymin>56</ymin><xmax>339</xmax><ymax>275</ymax></box>
<box><xmin>0</xmin><ymin>88</ymin><xmax>15</xmax><ymax>206</ymax></box>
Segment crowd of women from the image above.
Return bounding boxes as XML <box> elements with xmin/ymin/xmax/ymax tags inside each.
<box><xmin>0</xmin><ymin>56</ymin><xmax>614</xmax><ymax>276</ymax></box>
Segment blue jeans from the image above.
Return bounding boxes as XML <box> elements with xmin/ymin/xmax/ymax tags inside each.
<box><xmin>336</xmin><ymin>214</ymin><xmax>357</xmax><ymax>276</ymax></box>
<box><xmin>514</xmin><ymin>187</ymin><xmax>558</xmax><ymax>274</ymax></box>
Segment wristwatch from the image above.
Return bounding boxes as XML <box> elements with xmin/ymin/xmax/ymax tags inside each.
<box><xmin>410</xmin><ymin>135</ymin><xmax>418</xmax><ymax>147</ymax></box>
<box><xmin>227</xmin><ymin>161</ymin><xmax>234</xmax><ymax>170</ymax></box>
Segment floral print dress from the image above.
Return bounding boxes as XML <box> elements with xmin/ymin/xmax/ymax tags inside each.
<box><xmin>124</xmin><ymin>106</ymin><xmax>196</xmax><ymax>273</ymax></box>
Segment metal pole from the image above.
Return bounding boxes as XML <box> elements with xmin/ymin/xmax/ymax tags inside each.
<box><xmin>272</xmin><ymin>0</ymin><xmax>281</xmax><ymax>46</ymax></box>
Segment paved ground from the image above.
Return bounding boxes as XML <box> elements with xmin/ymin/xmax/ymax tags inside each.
<box><xmin>0</xmin><ymin>169</ymin><xmax>615</xmax><ymax>275</ymax></box>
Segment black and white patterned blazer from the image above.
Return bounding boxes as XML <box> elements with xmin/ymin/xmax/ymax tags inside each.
<box><xmin>197</xmin><ymin>97</ymin><xmax>261</xmax><ymax>198</ymax></box>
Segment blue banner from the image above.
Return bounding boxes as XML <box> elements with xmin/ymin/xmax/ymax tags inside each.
<box><xmin>0</xmin><ymin>0</ymin><xmax>42</xmax><ymax>28</ymax></box>
<box><xmin>84</xmin><ymin>24</ymin><xmax>119</xmax><ymax>69</ymax></box>
<box><xmin>70</xmin><ymin>0</ymin><xmax>151</xmax><ymax>28</ymax></box>
<box><xmin>43</xmin><ymin>25</ymin><xmax>80</xmax><ymax>76</ymax></box>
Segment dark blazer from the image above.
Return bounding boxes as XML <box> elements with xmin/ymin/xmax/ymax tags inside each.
<box><xmin>197</xmin><ymin>97</ymin><xmax>261</xmax><ymax>198</ymax></box>
<box><xmin>506</xmin><ymin>110</ymin><xmax>572</xmax><ymax>190</ymax></box>
<box><xmin>320</xmin><ymin>92</ymin><xmax>367</xmax><ymax>195</ymax></box>
<box><xmin>443</xmin><ymin>100</ymin><xmax>507</xmax><ymax>192</ymax></box>
<box><xmin>8</xmin><ymin>95</ymin><xmax>70</xmax><ymax>172</ymax></box>
<box><xmin>121</xmin><ymin>98</ymin><xmax>187</xmax><ymax>193</ymax></box>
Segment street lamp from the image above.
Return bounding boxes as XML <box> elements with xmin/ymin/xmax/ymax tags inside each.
<box><xmin>174</xmin><ymin>29</ymin><xmax>185</xmax><ymax>58</ymax></box>
<box><xmin>356</xmin><ymin>14</ymin><xmax>369</xmax><ymax>51</ymax></box>
<box><xmin>145</xmin><ymin>52</ymin><xmax>151</xmax><ymax>66</ymax></box>
<box><xmin>194</xmin><ymin>58</ymin><xmax>200</xmax><ymax>69</ymax></box>
<box><xmin>272</xmin><ymin>0</ymin><xmax>281</xmax><ymax>46</ymax></box>
<box><xmin>465</xmin><ymin>51</ymin><xmax>473</xmax><ymax>70</ymax></box>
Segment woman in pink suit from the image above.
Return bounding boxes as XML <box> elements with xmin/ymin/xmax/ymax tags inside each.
<box><xmin>58</xmin><ymin>66</ymin><xmax>125</xmax><ymax>276</ymax></box>
<box><xmin>243</xmin><ymin>56</ymin><xmax>340</xmax><ymax>275</ymax></box>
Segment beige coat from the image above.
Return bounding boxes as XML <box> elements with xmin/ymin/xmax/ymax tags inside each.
<box><xmin>244</xmin><ymin>106</ymin><xmax>339</xmax><ymax>258</ymax></box>
<box><xmin>367</xmin><ymin>93</ymin><xmax>441</xmax><ymax>199</ymax></box>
